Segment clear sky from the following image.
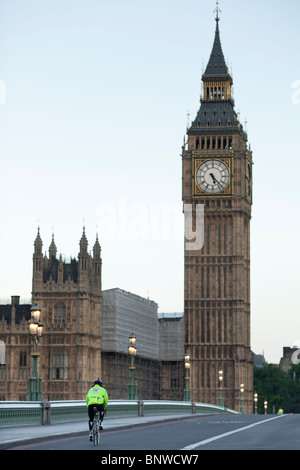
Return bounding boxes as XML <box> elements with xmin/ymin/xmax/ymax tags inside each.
<box><xmin>0</xmin><ymin>0</ymin><xmax>299</xmax><ymax>364</ymax></box>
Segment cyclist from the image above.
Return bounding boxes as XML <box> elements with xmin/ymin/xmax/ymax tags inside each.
<box><xmin>86</xmin><ymin>378</ymin><xmax>109</xmax><ymax>441</ymax></box>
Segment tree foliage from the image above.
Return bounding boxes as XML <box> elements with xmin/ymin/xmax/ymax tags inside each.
<box><xmin>253</xmin><ymin>363</ymin><xmax>300</xmax><ymax>413</ymax></box>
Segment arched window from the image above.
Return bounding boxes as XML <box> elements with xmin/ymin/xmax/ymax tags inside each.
<box><xmin>54</xmin><ymin>302</ymin><xmax>66</xmax><ymax>325</ymax></box>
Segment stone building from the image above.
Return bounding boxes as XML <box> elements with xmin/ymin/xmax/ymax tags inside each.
<box><xmin>0</xmin><ymin>297</ymin><xmax>31</xmax><ymax>400</ymax></box>
<box><xmin>279</xmin><ymin>347</ymin><xmax>300</xmax><ymax>373</ymax></box>
<box><xmin>182</xmin><ymin>11</ymin><xmax>253</xmax><ymax>412</ymax></box>
<box><xmin>0</xmin><ymin>228</ymin><xmax>102</xmax><ymax>400</ymax></box>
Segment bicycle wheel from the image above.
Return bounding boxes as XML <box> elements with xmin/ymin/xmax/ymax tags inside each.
<box><xmin>93</xmin><ymin>415</ymin><xmax>100</xmax><ymax>445</ymax></box>
<box><xmin>94</xmin><ymin>426</ymin><xmax>99</xmax><ymax>445</ymax></box>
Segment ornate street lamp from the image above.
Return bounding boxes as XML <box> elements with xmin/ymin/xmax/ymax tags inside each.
<box><xmin>184</xmin><ymin>352</ymin><xmax>191</xmax><ymax>401</ymax></box>
<box><xmin>127</xmin><ymin>332</ymin><xmax>137</xmax><ymax>400</ymax></box>
<box><xmin>254</xmin><ymin>391</ymin><xmax>258</xmax><ymax>414</ymax></box>
<box><xmin>264</xmin><ymin>399</ymin><xmax>268</xmax><ymax>414</ymax></box>
<box><xmin>27</xmin><ymin>304</ymin><xmax>44</xmax><ymax>401</ymax></box>
<box><xmin>218</xmin><ymin>368</ymin><xmax>224</xmax><ymax>407</ymax></box>
<box><xmin>240</xmin><ymin>383</ymin><xmax>245</xmax><ymax>414</ymax></box>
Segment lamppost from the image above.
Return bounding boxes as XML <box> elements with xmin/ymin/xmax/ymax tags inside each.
<box><xmin>184</xmin><ymin>352</ymin><xmax>191</xmax><ymax>401</ymax></box>
<box><xmin>254</xmin><ymin>392</ymin><xmax>258</xmax><ymax>414</ymax></box>
<box><xmin>27</xmin><ymin>304</ymin><xmax>44</xmax><ymax>401</ymax></box>
<box><xmin>240</xmin><ymin>383</ymin><xmax>245</xmax><ymax>414</ymax></box>
<box><xmin>218</xmin><ymin>369</ymin><xmax>224</xmax><ymax>407</ymax></box>
<box><xmin>264</xmin><ymin>399</ymin><xmax>268</xmax><ymax>414</ymax></box>
<box><xmin>127</xmin><ymin>332</ymin><xmax>137</xmax><ymax>400</ymax></box>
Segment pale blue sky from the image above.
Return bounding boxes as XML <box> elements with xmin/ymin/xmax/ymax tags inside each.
<box><xmin>0</xmin><ymin>0</ymin><xmax>299</xmax><ymax>363</ymax></box>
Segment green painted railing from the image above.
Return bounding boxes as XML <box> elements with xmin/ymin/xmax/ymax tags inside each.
<box><xmin>0</xmin><ymin>400</ymin><xmax>238</xmax><ymax>428</ymax></box>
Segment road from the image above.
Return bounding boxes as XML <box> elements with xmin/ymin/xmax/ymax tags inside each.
<box><xmin>8</xmin><ymin>413</ymin><xmax>299</xmax><ymax>451</ymax></box>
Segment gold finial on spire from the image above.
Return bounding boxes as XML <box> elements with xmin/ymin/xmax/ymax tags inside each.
<box><xmin>214</xmin><ymin>0</ymin><xmax>221</xmax><ymax>21</ymax></box>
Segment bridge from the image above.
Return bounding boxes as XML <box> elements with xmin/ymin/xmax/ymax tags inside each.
<box><xmin>0</xmin><ymin>399</ymin><xmax>235</xmax><ymax>427</ymax></box>
<box><xmin>0</xmin><ymin>400</ymin><xmax>298</xmax><ymax>450</ymax></box>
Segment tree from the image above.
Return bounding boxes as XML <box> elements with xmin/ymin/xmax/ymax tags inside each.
<box><xmin>253</xmin><ymin>364</ymin><xmax>300</xmax><ymax>413</ymax></box>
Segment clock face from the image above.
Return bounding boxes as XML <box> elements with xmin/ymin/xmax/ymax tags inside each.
<box><xmin>196</xmin><ymin>159</ymin><xmax>230</xmax><ymax>194</ymax></box>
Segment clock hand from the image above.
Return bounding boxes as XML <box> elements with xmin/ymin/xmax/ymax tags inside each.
<box><xmin>209</xmin><ymin>173</ymin><xmax>217</xmax><ymax>183</ymax></box>
<box><xmin>209</xmin><ymin>172</ymin><xmax>224</xmax><ymax>189</ymax></box>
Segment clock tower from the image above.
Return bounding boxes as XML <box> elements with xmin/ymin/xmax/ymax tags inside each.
<box><xmin>182</xmin><ymin>11</ymin><xmax>253</xmax><ymax>412</ymax></box>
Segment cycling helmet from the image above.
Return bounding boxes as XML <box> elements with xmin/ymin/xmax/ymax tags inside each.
<box><xmin>93</xmin><ymin>378</ymin><xmax>102</xmax><ymax>386</ymax></box>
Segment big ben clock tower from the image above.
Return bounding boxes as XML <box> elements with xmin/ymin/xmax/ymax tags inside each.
<box><xmin>182</xmin><ymin>8</ymin><xmax>253</xmax><ymax>413</ymax></box>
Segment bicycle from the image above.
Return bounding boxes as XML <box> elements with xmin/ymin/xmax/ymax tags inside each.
<box><xmin>92</xmin><ymin>407</ymin><xmax>101</xmax><ymax>446</ymax></box>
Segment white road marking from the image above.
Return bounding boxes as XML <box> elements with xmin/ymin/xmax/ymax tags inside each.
<box><xmin>181</xmin><ymin>414</ymin><xmax>288</xmax><ymax>450</ymax></box>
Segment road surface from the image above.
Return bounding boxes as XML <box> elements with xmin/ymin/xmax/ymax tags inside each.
<box><xmin>8</xmin><ymin>413</ymin><xmax>299</xmax><ymax>451</ymax></box>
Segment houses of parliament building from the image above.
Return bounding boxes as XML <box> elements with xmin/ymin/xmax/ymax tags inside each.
<box><xmin>0</xmin><ymin>9</ymin><xmax>253</xmax><ymax>412</ymax></box>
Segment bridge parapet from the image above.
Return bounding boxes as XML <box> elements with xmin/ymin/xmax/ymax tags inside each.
<box><xmin>0</xmin><ymin>400</ymin><xmax>238</xmax><ymax>428</ymax></box>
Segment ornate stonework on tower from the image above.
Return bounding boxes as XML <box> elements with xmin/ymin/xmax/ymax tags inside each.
<box><xmin>182</xmin><ymin>12</ymin><xmax>253</xmax><ymax>412</ymax></box>
<box><xmin>32</xmin><ymin>227</ymin><xmax>102</xmax><ymax>400</ymax></box>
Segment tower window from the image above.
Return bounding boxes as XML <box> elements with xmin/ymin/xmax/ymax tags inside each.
<box><xmin>54</xmin><ymin>302</ymin><xmax>66</xmax><ymax>325</ymax></box>
<box><xmin>0</xmin><ymin>341</ymin><xmax>6</xmax><ymax>381</ymax></box>
<box><xmin>0</xmin><ymin>341</ymin><xmax>5</xmax><ymax>366</ymax></box>
<box><xmin>52</xmin><ymin>352</ymin><xmax>69</xmax><ymax>380</ymax></box>
<box><xmin>19</xmin><ymin>352</ymin><xmax>27</xmax><ymax>380</ymax></box>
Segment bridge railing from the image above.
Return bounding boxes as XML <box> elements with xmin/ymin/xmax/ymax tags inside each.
<box><xmin>0</xmin><ymin>400</ymin><xmax>238</xmax><ymax>428</ymax></box>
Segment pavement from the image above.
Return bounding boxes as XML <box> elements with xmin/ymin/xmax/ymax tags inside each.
<box><xmin>0</xmin><ymin>413</ymin><xmax>197</xmax><ymax>449</ymax></box>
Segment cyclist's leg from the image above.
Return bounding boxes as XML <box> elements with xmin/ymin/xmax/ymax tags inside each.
<box><xmin>88</xmin><ymin>405</ymin><xmax>95</xmax><ymax>441</ymax></box>
<box><xmin>88</xmin><ymin>405</ymin><xmax>94</xmax><ymax>430</ymax></box>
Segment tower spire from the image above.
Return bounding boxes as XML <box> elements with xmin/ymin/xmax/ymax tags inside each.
<box><xmin>214</xmin><ymin>0</ymin><xmax>221</xmax><ymax>22</ymax></box>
